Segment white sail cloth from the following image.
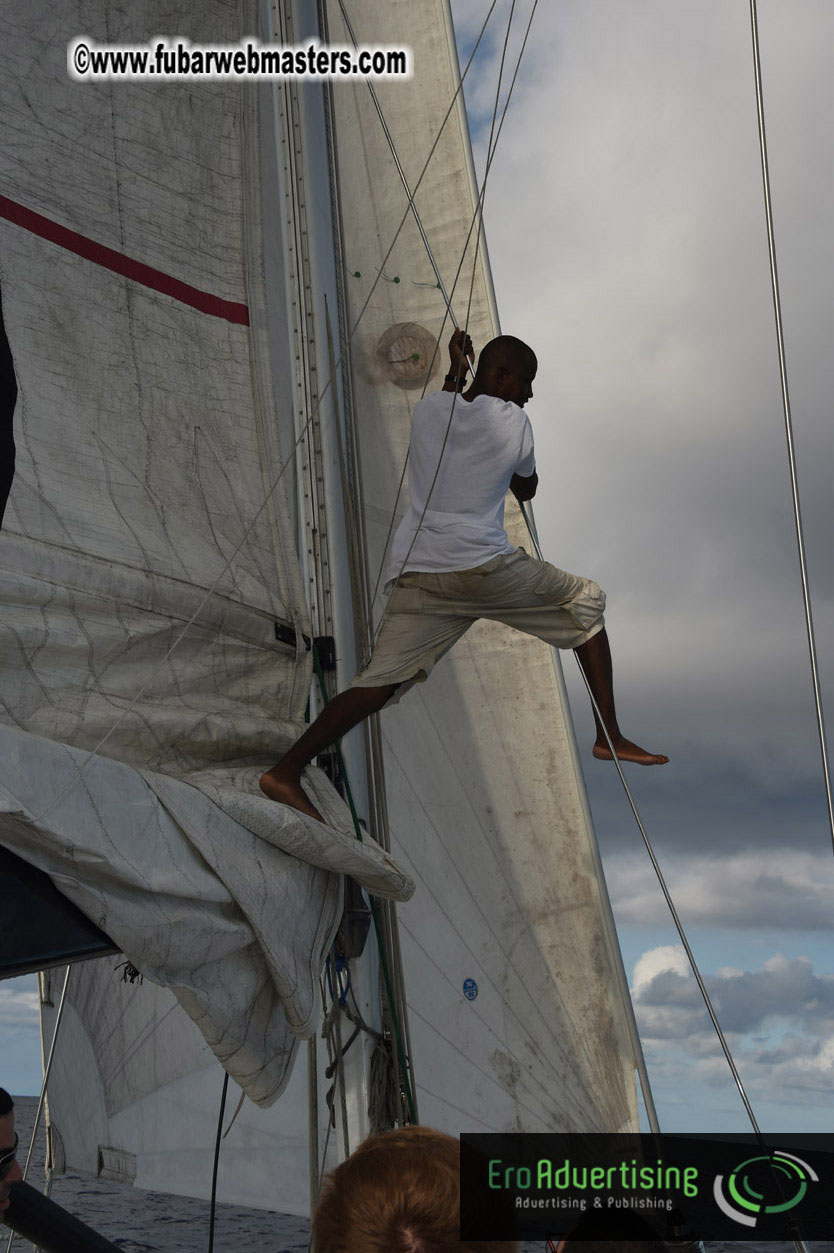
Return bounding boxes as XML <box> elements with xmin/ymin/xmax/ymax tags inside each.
<box><xmin>0</xmin><ymin>725</ymin><xmax>412</xmax><ymax>1106</ymax></box>
<box><xmin>0</xmin><ymin>0</ymin><xmax>412</xmax><ymax>1109</ymax></box>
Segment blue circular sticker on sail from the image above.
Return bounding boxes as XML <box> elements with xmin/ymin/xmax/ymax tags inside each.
<box><xmin>462</xmin><ymin>978</ymin><xmax>478</xmax><ymax>1001</ymax></box>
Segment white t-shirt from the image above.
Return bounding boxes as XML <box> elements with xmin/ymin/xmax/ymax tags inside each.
<box><xmin>385</xmin><ymin>390</ymin><xmax>536</xmax><ymax>586</ymax></box>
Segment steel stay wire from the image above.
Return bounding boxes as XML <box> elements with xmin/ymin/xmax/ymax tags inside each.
<box><xmin>4</xmin><ymin>966</ymin><xmax>71</xmax><ymax>1253</ymax></box>
<box><xmin>519</xmin><ymin>502</ymin><xmax>810</xmax><ymax>1253</ymax></box>
<box><xmin>21</xmin><ymin>2</ymin><xmax>502</xmax><ymax>831</ymax></box>
<box><xmin>748</xmin><ymin>0</ymin><xmax>833</xmax><ymax>859</ymax></box>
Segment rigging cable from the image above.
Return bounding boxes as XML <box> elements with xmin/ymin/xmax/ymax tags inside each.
<box><xmin>337</xmin><ymin>0</ymin><xmax>462</xmax><ymax>328</ymax></box>
<box><xmin>748</xmin><ymin>0</ymin><xmax>833</xmax><ymax>857</ymax></box>
<box><xmin>363</xmin><ymin>9</ymin><xmax>530</xmax><ymax>616</ymax></box>
<box><xmin>368</xmin><ymin>0</ymin><xmax>538</xmax><ymax>622</ymax></box>
<box><xmin>519</xmin><ymin>504</ymin><xmax>811</xmax><ymax>1253</ymax></box>
<box><xmin>4</xmin><ymin>965</ymin><xmax>70</xmax><ymax>1253</ymax></box>
<box><xmin>20</xmin><ymin>0</ymin><xmax>502</xmax><ymax>831</ymax></box>
<box><xmin>359</xmin><ymin>8</ymin><xmax>819</xmax><ymax>1199</ymax></box>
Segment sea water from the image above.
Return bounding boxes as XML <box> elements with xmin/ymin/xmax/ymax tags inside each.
<box><xmin>5</xmin><ymin>1098</ymin><xmax>829</xmax><ymax>1253</ymax></box>
<box><xmin>6</xmin><ymin>1097</ymin><xmax>311</xmax><ymax>1252</ymax></box>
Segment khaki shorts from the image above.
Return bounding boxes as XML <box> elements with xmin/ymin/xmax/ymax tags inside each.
<box><xmin>351</xmin><ymin>548</ymin><xmax>605</xmax><ymax>705</ymax></box>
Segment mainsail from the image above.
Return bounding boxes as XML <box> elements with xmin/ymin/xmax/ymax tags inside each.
<box><xmin>1</xmin><ymin>0</ymin><xmax>641</xmax><ymax>1216</ymax></box>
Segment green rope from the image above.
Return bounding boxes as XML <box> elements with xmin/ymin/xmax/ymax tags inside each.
<box><xmin>311</xmin><ymin>646</ymin><xmax>417</xmax><ymax>1124</ymax></box>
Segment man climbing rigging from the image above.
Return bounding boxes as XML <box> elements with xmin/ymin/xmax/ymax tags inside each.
<box><xmin>261</xmin><ymin>329</ymin><xmax>667</xmax><ymax>822</ymax></box>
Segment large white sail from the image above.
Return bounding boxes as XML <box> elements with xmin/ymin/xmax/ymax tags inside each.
<box><xmin>1</xmin><ymin>0</ymin><xmax>641</xmax><ymax>1217</ymax></box>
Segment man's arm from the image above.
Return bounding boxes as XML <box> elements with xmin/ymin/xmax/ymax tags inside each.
<box><xmin>510</xmin><ymin>471</ymin><xmax>538</xmax><ymax>502</ymax></box>
<box><xmin>443</xmin><ymin>328</ymin><xmax>474</xmax><ymax>392</ymax></box>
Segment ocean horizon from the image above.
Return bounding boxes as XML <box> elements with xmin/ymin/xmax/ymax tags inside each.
<box><xmin>4</xmin><ymin>1097</ymin><xmax>829</xmax><ymax>1253</ymax></box>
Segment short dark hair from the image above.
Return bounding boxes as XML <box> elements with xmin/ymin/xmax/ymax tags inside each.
<box><xmin>0</xmin><ymin>1089</ymin><xmax>13</xmax><ymax>1118</ymax></box>
<box><xmin>475</xmin><ymin>335</ymin><xmax>537</xmax><ymax>380</ymax></box>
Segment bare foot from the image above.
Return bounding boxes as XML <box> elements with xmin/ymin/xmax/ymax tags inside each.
<box><xmin>259</xmin><ymin>768</ymin><xmax>325</xmax><ymax>822</ymax></box>
<box><xmin>593</xmin><ymin>736</ymin><xmax>669</xmax><ymax>765</ymax></box>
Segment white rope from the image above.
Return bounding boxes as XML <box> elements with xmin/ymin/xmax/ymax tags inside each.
<box><xmin>23</xmin><ymin>4</ymin><xmax>501</xmax><ymax>829</ymax></box>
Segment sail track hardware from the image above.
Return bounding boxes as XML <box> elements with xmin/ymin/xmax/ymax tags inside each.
<box><xmin>748</xmin><ymin>0</ymin><xmax>834</xmax><ymax>859</ymax></box>
<box><xmin>519</xmin><ymin>502</ymin><xmax>812</xmax><ymax>1253</ymax></box>
<box><xmin>25</xmin><ymin>2</ymin><xmax>502</xmax><ymax>836</ymax></box>
<box><xmin>5</xmin><ymin>967</ymin><xmax>70</xmax><ymax>1253</ymax></box>
<box><xmin>274</xmin><ymin>621</ymin><xmax>311</xmax><ymax>651</ymax></box>
<box><xmin>310</xmin><ymin>647</ymin><xmax>417</xmax><ymax>1125</ymax></box>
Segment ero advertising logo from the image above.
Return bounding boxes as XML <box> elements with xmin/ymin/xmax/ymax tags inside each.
<box><xmin>460</xmin><ymin>1133</ymin><xmax>833</xmax><ymax>1242</ymax></box>
<box><xmin>713</xmin><ymin>1151</ymin><xmax>818</xmax><ymax>1229</ymax></box>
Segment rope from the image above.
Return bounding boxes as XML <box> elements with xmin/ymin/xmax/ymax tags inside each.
<box><xmin>315</xmin><ymin>967</ymin><xmax>340</xmax><ymax>1196</ymax></box>
<box><xmin>21</xmin><ymin>1</ymin><xmax>501</xmax><ymax>831</ymax></box>
<box><xmin>367</xmin><ymin>5</ymin><xmax>535</xmax><ymax>616</ymax></box>
<box><xmin>326</xmin><ymin>955</ymin><xmax>351</xmax><ymax>1158</ymax></box>
<box><xmin>368</xmin><ymin>1</ymin><xmax>539</xmax><ymax>625</ymax></box>
<box><xmin>221</xmin><ymin>1089</ymin><xmax>246</xmax><ymax>1139</ymax></box>
<box><xmin>748</xmin><ymin>0</ymin><xmax>834</xmax><ymax>859</ymax></box>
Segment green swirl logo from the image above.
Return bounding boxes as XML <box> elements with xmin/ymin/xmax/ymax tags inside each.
<box><xmin>713</xmin><ymin>1151</ymin><xmax>817</xmax><ymax>1228</ymax></box>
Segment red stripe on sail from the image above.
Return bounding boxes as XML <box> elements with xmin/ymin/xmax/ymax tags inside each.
<box><xmin>0</xmin><ymin>193</ymin><xmax>250</xmax><ymax>327</ymax></box>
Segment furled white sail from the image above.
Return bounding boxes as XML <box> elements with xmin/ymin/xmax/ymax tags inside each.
<box><xmin>0</xmin><ymin>0</ymin><xmax>641</xmax><ymax>1218</ymax></box>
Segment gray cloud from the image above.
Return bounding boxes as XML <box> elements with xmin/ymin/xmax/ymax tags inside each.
<box><xmin>0</xmin><ymin>982</ymin><xmax>39</xmax><ymax>1031</ymax></box>
<box><xmin>629</xmin><ymin>946</ymin><xmax>834</xmax><ymax>1102</ymax></box>
<box><xmin>607</xmin><ymin>849</ymin><xmax>834</xmax><ymax>930</ymax></box>
<box><xmin>632</xmin><ymin>946</ymin><xmax>834</xmax><ymax>1038</ymax></box>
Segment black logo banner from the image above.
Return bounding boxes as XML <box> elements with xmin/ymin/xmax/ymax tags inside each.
<box><xmin>460</xmin><ymin>1132</ymin><xmax>834</xmax><ymax>1241</ymax></box>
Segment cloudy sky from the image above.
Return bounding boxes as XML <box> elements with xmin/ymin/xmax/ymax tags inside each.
<box><xmin>3</xmin><ymin>1</ymin><xmax>831</xmax><ymax>1141</ymax></box>
<box><xmin>450</xmin><ymin>0</ymin><xmax>833</xmax><ymax>1132</ymax></box>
